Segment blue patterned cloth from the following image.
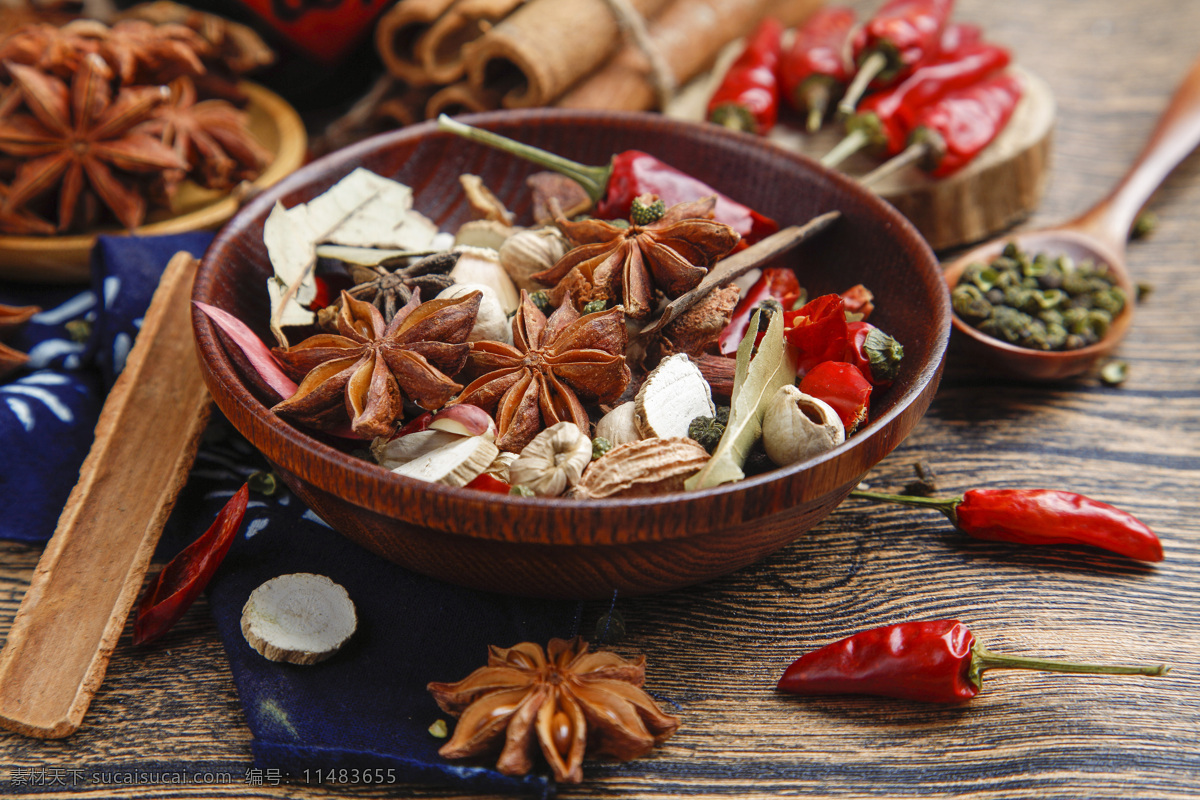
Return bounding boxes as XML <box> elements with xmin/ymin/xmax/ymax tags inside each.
<box><xmin>1</xmin><ymin>234</ymin><xmax>579</xmax><ymax>797</ymax></box>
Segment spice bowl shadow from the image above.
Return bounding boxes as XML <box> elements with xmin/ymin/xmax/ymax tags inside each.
<box><xmin>941</xmin><ymin>230</ymin><xmax>1135</xmax><ymax>383</ymax></box>
<box><xmin>192</xmin><ymin>109</ymin><xmax>950</xmax><ymax>599</ymax></box>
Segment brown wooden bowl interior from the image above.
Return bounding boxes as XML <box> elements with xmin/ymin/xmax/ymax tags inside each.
<box><xmin>192</xmin><ymin>109</ymin><xmax>950</xmax><ymax>598</ymax></box>
<box><xmin>942</xmin><ymin>230</ymin><xmax>1134</xmax><ymax>382</ymax></box>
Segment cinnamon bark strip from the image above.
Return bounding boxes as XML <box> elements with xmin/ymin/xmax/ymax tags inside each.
<box><xmin>425</xmin><ymin>81</ymin><xmax>504</xmax><ymax>118</ymax></box>
<box><xmin>559</xmin><ymin>0</ymin><xmax>820</xmax><ymax>111</ymax></box>
<box><xmin>418</xmin><ymin>0</ymin><xmax>526</xmax><ymax>85</ymax></box>
<box><xmin>375</xmin><ymin>0</ymin><xmax>459</xmax><ymax>85</ymax></box>
<box><xmin>464</xmin><ymin>0</ymin><xmax>673</xmax><ymax>109</ymax></box>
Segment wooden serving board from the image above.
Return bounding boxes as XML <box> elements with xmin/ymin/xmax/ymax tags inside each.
<box><xmin>668</xmin><ymin>63</ymin><xmax>1055</xmax><ymax>252</ymax></box>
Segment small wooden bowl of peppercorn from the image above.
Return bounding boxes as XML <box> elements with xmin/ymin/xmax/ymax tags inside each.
<box><xmin>192</xmin><ymin>109</ymin><xmax>950</xmax><ymax>599</ymax></box>
<box><xmin>942</xmin><ymin>231</ymin><xmax>1134</xmax><ymax>382</ymax></box>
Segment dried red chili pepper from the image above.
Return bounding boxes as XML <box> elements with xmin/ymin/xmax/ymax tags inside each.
<box><xmin>777</xmin><ymin>619</ymin><xmax>1169</xmax><ymax>703</ymax></box>
<box><xmin>840</xmin><ymin>284</ymin><xmax>875</xmax><ymax>319</ymax></box>
<box><xmin>845</xmin><ymin>321</ymin><xmax>904</xmax><ymax>386</ymax></box>
<box><xmin>849</xmin><ymin>487</ymin><xmax>1164</xmax><ymax>561</ymax></box>
<box><xmin>797</xmin><ymin>361</ymin><xmax>871</xmax><ymax>433</ymax></box>
<box><xmin>823</xmin><ymin>39</ymin><xmax>1011</xmax><ymax>167</ymax></box>
<box><xmin>465</xmin><ymin>472</ymin><xmax>511</xmax><ymax>493</ymax></box>
<box><xmin>437</xmin><ymin>115</ymin><xmax>779</xmax><ymax>247</ymax></box>
<box><xmin>784</xmin><ymin>294</ymin><xmax>849</xmax><ymax>375</ymax></box>
<box><xmin>861</xmin><ymin>71</ymin><xmax>1024</xmax><ymax>184</ymax></box>
<box><xmin>718</xmin><ymin>266</ymin><xmax>802</xmax><ymax>354</ymax></box>
<box><xmin>707</xmin><ymin>17</ymin><xmax>784</xmax><ymax>135</ymax></box>
<box><xmin>839</xmin><ymin>0</ymin><xmax>956</xmax><ymax>114</ymax></box>
<box><xmin>780</xmin><ymin>6</ymin><xmax>857</xmax><ymax>132</ymax></box>
<box><xmin>132</xmin><ymin>483</ymin><xmax>250</xmax><ymax>645</ymax></box>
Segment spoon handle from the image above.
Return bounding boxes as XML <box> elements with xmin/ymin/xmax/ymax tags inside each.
<box><xmin>1068</xmin><ymin>51</ymin><xmax>1200</xmax><ymax>251</ymax></box>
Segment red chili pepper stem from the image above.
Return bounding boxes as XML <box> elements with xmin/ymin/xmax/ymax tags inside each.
<box><xmin>969</xmin><ymin>645</ymin><xmax>1169</xmax><ymax>685</ymax></box>
<box><xmin>437</xmin><ymin>114</ymin><xmax>609</xmax><ymax>202</ymax></box>
<box><xmin>857</xmin><ymin>136</ymin><xmax>935</xmax><ymax>187</ymax></box>
<box><xmin>801</xmin><ymin>76</ymin><xmax>838</xmax><ymax>132</ymax></box>
<box><xmin>819</xmin><ymin>127</ymin><xmax>871</xmax><ymax>168</ymax></box>
<box><xmin>838</xmin><ymin>50</ymin><xmax>891</xmax><ymax>117</ymax></box>
<box><xmin>850</xmin><ymin>488</ymin><xmax>960</xmax><ymax>519</ymax></box>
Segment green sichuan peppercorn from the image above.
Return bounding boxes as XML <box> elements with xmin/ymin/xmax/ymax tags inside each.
<box><xmin>630</xmin><ymin>194</ymin><xmax>667</xmax><ymax>225</ymax></box>
<box><xmin>688</xmin><ymin>415</ymin><xmax>726</xmax><ymax>453</ymax></box>
<box><xmin>954</xmin><ymin>242</ymin><xmax>1125</xmax><ymax>352</ymax></box>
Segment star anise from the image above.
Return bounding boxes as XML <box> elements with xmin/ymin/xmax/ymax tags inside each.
<box><xmin>322</xmin><ymin>251</ymin><xmax>461</xmax><ymax>328</ymax></box>
<box><xmin>0</xmin><ymin>54</ymin><xmax>186</xmax><ymax>231</ymax></box>
<box><xmin>271</xmin><ymin>289</ymin><xmax>480</xmax><ymax>439</ymax></box>
<box><xmin>0</xmin><ymin>302</ymin><xmax>40</xmax><ymax>379</ymax></box>
<box><xmin>0</xmin><ymin>180</ymin><xmax>54</xmax><ymax>235</ymax></box>
<box><xmin>138</xmin><ymin>75</ymin><xmax>272</xmax><ymax>198</ymax></box>
<box><xmin>532</xmin><ymin>195</ymin><xmax>740</xmax><ymax>320</ymax></box>
<box><xmin>454</xmin><ymin>291</ymin><xmax>630</xmax><ymax>452</ymax></box>
<box><xmin>428</xmin><ymin>637</ymin><xmax>681</xmax><ymax>784</ymax></box>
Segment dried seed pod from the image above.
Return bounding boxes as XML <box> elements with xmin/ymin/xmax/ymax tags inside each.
<box><xmin>574</xmin><ymin>438</ymin><xmax>710</xmax><ymax>499</ymax></box>
<box><xmin>241</xmin><ymin>573</ymin><xmax>356</xmax><ymax>665</ymax></box>
<box><xmin>454</xmin><ymin>219</ymin><xmax>516</xmax><ymax>251</ymax></box>
<box><xmin>484</xmin><ymin>450</ymin><xmax>518</xmax><ymax>482</ymax></box>
<box><xmin>761</xmin><ymin>385</ymin><xmax>845</xmax><ymax>467</ymax></box>
<box><xmin>498</xmin><ymin>227</ymin><xmax>569</xmax><ymax>292</ymax></box>
<box><xmin>508</xmin><ymin>421</ymin><xmax>593</xmax><ymax>497</ymax></box>
<box><xmin>437</xmin><ymin>282</ymin><xmax>512</xmax><ymax>344</ymax></box>
<box><xmin>594</xmin><ymin>401</ymin><xmax>642</xmax><ymax>447</ymax></box>
<box><xmin>634</xmin><ymin>354</ymin><xmax>716</xmax><ymax>439</ymax></box>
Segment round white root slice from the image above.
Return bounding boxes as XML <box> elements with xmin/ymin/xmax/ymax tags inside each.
<box><xmin>634</xmin><ymin>353</ymin><xmax>716</xmax><ymax>439</ymax></box>
<box><xmin>241</xmin><ymin>573</ymin><xmax>357</xmax><ymax>665</ymax></box>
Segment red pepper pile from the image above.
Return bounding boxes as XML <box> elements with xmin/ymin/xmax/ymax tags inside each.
<box><xmin>716</xmin><ymin>271</ymin><xmax>904</xmax><ymax>436</ymax></box>
<box><xmin>707</xmin><ymin>4</ymin><xmax>1021</xmax><ymax>182</ymax></box>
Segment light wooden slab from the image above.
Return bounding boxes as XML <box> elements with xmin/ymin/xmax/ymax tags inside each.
<box><xmin>0</xmin><ymin>252</ymin><xmax>212</xmax><ymax>738</ymax></box>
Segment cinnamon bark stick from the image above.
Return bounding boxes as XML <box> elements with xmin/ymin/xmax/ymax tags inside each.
<box><xmin>0</xmin><ymin>252</ymin><xmax>211</xmax><ymax>739</ymax></box>
<box><xmin>418</xmin><ymin>0</ymin><xmax>526</xmax><ymax>85</ymax></box>
<box><xmin>558</xmin><ymin>0</ymin><xmax>820</xmax><ymax>111</ymax></box>
<box><xmin>375</xmin><ymin>0</ymin><xmax>459</xmax><ymax>85</ymax></box>
<box><xmin>464</xmin><ymin>0</ymin><xmax>673</xmax><ymax>109</ymax></box>
<box><xmin>425</xmin><ymin>81</ymin><xmax>504</xmax><ymax>118</ymax></box>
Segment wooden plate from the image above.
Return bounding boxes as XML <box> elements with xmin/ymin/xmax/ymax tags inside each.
<box><xmin>668</xmin><ymin>64</ymin><xmax>1055</xmax><ymax>252</ymax></box>
<box><xmin>0</xmin><ymin>81</ymin><xmax>307</xmax><ymax>284</ymax></box>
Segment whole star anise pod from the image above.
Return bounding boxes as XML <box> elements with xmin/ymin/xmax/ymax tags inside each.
<box><xmin>138</xmin><ymin>75</ymin><xmax>272</xmax><ymax>198</ymax></box>
<box><xmin>428</xmin><ymin>637</ymin><xmax>681</xmax><ymax>784</ymax></box>
<box><xmin>0</xmin><ymin>180</ymin><xmax>54</xmax><ymax>235</ymax></box>
<box><xmin>271</xmin><ymin>289</ymin><xmax>480</xmax><ymax>439</ymax></box>
<box><xmin>454</xmin><ymin>291</ymin><xmax>630</xmax><ymax>452</ymax></box>
<box><xmin>0</xmin><ymin>54</ymin><xmax>186</xmax><ymax>231</ymax></box>
<box><xmin>532</xmin><ymin>195</ymin><xmax>740</xmax><ymax>320</ymax></box>
<box><xmin>321</xmin><ymin>251</ymin><xmax>461</xmax><ymax>328</ymax></box>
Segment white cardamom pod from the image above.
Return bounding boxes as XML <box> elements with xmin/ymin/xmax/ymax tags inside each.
<box><xmin>594</xmin><ymin>402</ymin><xmax>642</xmax><ymax>446</ymax></box>
<box><xmin>436</xmin><ymin>283</ymin><xmax>512</xmax><ymax>344</ymax></box>
<box><xmin>498</xmin><ymin>227</ymin><xmax>568</xmax><ymax>292</ymax></box>
<box><xmin>761</xmin><ymin>385</ymin><xmax>845</xmax><ymax>467</ymax></box>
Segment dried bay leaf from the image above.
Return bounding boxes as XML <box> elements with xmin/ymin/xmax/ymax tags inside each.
<box><xmin>684</xmin><ymin>304</ymin><xmax>798</xmax><ymax>490</ymax></box>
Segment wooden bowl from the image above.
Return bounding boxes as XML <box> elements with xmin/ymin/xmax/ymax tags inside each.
<box><xmin>942</xmin><ymin>231</ymin><xmax>1135</xmax><ymax>382</ymax></box>
<box><xmin>0</xmin><ymin>82</ymin><xmax>307</xmax><ymax>284</ymax></box>
<box><xmin>192</xmin><ymin>109</ymin><xmax>950</xmax><ymax>599</ymax></box>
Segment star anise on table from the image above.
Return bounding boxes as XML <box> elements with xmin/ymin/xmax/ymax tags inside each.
<box><xmin>271</xmin><ymin>289</ymin><xmax>481</xmax><ymax>439</ymax></box>
<box><xmin>428</xmin><ymin>637</ymin><xmax>681</xmax><ymax>784</ymax></box>
<box><xmin>454</xmin><ymin>291</ymin><xmax>630</xmax><ymax>452</ymax></box>
<box><xmin>137</xmin><ymin>75</ymin><xmax>272</xmax><ymax>198</ymax></box>
<box><xmin>319</xmin><ymin>251</ymin><xmax>461</xmax><ymax>329</ymax></box>
<box><xmin>0</xmin><ymin>54</ymin><xmax>186</xmax><ymax>231</ymax></box>
<box><xmin>532</xmin><ymin>195</ymin><xmax>740</xmax><ymax>320</ymax></box>
<box><xmin>0</xmin><ymin>22</ymin><xmax>96</xmax><ymax>80</ymax></box>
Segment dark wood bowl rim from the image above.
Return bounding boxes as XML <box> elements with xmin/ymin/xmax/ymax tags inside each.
<box><xmin>193</xmin><ymin>108</ymin><xmax>950</xmax><ymax>545</ymax></box>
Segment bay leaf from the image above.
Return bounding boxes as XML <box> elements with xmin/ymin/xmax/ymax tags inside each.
<box><xmin>684</xmin><ymin>304</ymin><xmax>799</xmax><ymax>490</ymax></box>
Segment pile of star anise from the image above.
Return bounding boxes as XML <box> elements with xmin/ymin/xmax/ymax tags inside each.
<box><xmin>0</xmin><ymin>4</ymin><xmax>275</xmax><ymax>235</ymax></box>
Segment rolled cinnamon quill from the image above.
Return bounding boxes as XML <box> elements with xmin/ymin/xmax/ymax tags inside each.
<box><xmin>464</xmin><ymin>0</ymin><xmax>673</xmax><ymax>109</ymax></box>
<box><xmin>559</xmin><ymin>0</ymin><xmax>818</xmax><ymax>111</ymax></box>
<box><xmin>418</xmin><ymin>0</ymin><xmax>526</xmax><ymax>85</ymax></box>
<box><xmin>425</xmin><ymin>81</ymin><xmax>504</xmax><ymax>118</ymax></box>
<box><xmin>375</xmin><ymin>0</ymin><xmax>459</xmax><ymax>85</ymax></box>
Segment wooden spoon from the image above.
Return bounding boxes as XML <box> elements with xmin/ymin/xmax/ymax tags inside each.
<box><xmin>943</xmin><ymin>53</ymin><xmax>1200</xmax><ymax>381</ymax></box>
<box><xmin>0</xmin><ymin>252</ymin><xmax>212</xmax><ymax>738</ymax></box>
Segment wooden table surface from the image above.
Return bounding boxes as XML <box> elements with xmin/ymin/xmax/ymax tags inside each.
<box><xmin>3</xmin><ymin>0</ymin><xmax>1199</xmax><ymax>797</ymax></box>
